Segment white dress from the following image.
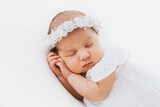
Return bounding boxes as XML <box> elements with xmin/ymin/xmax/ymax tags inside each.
<box><xmin>83</xmin><ymin>46</ymin><xmax>160</xmax><ymax>107</ymax></box>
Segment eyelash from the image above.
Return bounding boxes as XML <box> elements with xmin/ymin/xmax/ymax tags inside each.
<box><xmin>71</xmin><ymin>52</ymin><xmax>76</xmax><ymax>56</ymax></box>
<box><xmin>66</xmin><ymin>51</ymin><xmax>77</xmax><ymax>57</ymax></box>
<box><xmin>85</xmin><ymin>42</ymin><xmax>94</xmax><ymax>47</ymax></box>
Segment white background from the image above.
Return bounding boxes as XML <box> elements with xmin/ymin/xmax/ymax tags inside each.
<box><xmin>0</xmin><ymin>0</ymin><xmax>160</xmax><ymax>107</ymax></box>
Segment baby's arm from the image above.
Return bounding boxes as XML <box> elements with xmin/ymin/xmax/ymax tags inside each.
<box><xmin>57</xmin><ymin>76</ymin><xmax>83</xmax><ymax>100</ymax></box>
<box><xmin>67</xmin><ymin>70</ymin><xmax>116</xmax><ymax>102</ymax></box>
<box><xmin>47</xmin><ymin>52</ymin><xmax>83</xmax><ymax>100</ymax></box>
<box><xmin>56</xmin><ymin>57</ymin><xmax>118</xmax><ymax>102</ymax></box>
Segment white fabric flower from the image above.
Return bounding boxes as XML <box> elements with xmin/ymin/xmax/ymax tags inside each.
<box><xmin>44</xmin><ymin>15</ymin><xmax>102</xmax><ymax>50</ymax></box>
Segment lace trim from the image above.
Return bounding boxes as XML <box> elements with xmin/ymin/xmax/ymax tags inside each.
<box><xmin>86</xmin><ymin>47</ymin><xmax>130</xmax><ymax>82</ymax></box>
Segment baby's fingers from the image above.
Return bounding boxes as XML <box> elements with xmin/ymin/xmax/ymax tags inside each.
<box><xmin>56</xmin><ymin>62</ymin><xmax>68</xmax><ymax>74</ymax></box>
<box><xmin>48</xmin><ymin>55</ymin><xmax>60</xmax><ymax>62</ymax></box>
<box><xmin>56</xmin><ymin>58</ymin><xmax>66</xmax><ymax>68</ymax></box>
<box><xmin>49</xmin><ymin>59</ymin><xmax>62</xmax><ymax>76</ymax></box>
<box><xmin>56</xmin><ymin>60</ymin><xmax>71</xmax><ymax>79</ymax></box>
<box><xmin>50</xmin><ymin>59</ymin><xmax>59</xmax><ymax>68</ymax></box>
<box><xmin>47</xmin><ymin>52</ymin><xmax>57</xmax><ymax>59</ymax></box>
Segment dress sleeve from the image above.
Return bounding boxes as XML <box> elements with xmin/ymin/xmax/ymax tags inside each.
<box><xmin>85</xmin><ymin>47</ymin><xmax>130</xmax><ymax>82</ymax></box>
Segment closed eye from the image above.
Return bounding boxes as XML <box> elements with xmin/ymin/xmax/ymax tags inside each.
<box><xmin>66</xmin><ymin>51</ymin><xmax>77</xmax><ymax>57</ymax></box>
<box><xmin>85</xmin><ymin>42</ymin><xmax>94</xmax><ymax>48</ymax></box>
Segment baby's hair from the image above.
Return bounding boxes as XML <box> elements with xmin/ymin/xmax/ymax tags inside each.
<box><xmin>47</xmin><ymin>10</ymin><xmax>86</xmax><ymax>53</ymax></box>
<box><xmin>47</xmin><ymin>10</ymin><xmax>86</xmax><ymax>35</ymax></box>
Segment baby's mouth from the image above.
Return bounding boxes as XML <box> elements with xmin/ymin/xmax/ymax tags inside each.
<box><xmin>83</xmin><ymin>62</ymin><xmax>93</xmax><ymax>68</ymax></box>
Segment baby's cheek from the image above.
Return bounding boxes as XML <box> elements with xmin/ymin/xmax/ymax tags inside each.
<box><xmin>66</xmin><ymin>60</ymin><xmax>80</xmax><ymax>73</ymax></box>
<box><xmin>91</xmin><ymin>46</ymin><xmax>103</xmax><ymax>59</ymax></box>
<box><xmin>65</xmin><ymin>60</ymin><xmax>76</xmax><ymax>70</ymax></box>
<box><xmin>91</xmin><ymin>47</ymin><xmax>100</xmax><ymax>55</ymax></box>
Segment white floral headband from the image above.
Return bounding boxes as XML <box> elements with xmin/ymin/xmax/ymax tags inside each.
<box><xmin>44</xmin><ymin>15</ymin><xmax>102</xmax><ymax>50</ymax></box>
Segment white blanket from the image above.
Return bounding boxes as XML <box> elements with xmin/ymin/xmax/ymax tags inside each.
<box><xmin>0</xmin><ymin>1</ymin><xmax>85</xmax><ymax>107</ymax></box>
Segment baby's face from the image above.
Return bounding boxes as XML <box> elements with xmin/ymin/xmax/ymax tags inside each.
<box><xmin>56</xmin><ymin>28</ymin><xmax>104</xmax><ymax>74</ymax></box>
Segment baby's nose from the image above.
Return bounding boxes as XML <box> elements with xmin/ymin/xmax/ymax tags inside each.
<box><xmin>79</xmin><ymin>49</ymin><xmax>90</xmax><ymax>61</ymax></box>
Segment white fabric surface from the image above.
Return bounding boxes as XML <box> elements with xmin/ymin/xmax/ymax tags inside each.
<box><xmin>83</xmin><ymin>47</ymin><xmax>160</xmax><ymax>107</ymax></box>
<box><xmin>0</xmin><ymin>28</ymin><xmax>85</xmax><ymax>106</ymax></box>
<box><xmin>0</xmin><ymin>3</ymin><xmax>85</xmax><ymax>107</ymax></box>
<box><xmin>0</xmin><ymin>42</ymin><xmax>85</xmax><ymax>107</ymax></box>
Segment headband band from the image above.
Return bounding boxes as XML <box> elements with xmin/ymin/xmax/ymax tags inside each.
<box><xmin>44</xmin><ymin>15</ymin><xmax>102</xmax><ymax>50</ymax></box>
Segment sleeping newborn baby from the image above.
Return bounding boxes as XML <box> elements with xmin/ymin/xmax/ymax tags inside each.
<box><xmin>45</xmin><ymin>10</ymin><xmax>160</xmax><ymax>107</ymax></box>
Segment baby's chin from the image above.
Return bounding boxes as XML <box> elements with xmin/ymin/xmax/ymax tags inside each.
<box><xmin>84</xmin><ymin>51</ymin><xmax>104</xmax><ymax>72</ymax></box>
<box><xmin>82</xmin><ymin>62</ymin><xmax>96</xmax><ymax>73</ymax></box>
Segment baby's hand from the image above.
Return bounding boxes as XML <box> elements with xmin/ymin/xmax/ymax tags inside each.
<box><xmin>56</xmin><ymin>58</ymin><xmax>72</xmax><ymax>79</ymax></box>
<box><xmin>47</xmin><ymin>52</ymin><xmax>72</xmax><ymax>79</ymax></box>
<box><xmin>47</xmin><ymin>52</ymin><xmax>62</xmax><ymax>77</ymax></box>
